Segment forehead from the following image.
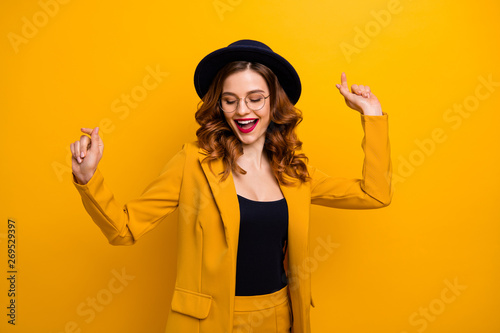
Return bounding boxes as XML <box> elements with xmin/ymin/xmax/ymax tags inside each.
<box><xmin>222</xmin><ymin>69</ymin><xmax>268</xmax><ymax>95</ymax></box>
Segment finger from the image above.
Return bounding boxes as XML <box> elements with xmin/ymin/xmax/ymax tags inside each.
<box><xmin>363</xmin><ymin>86</ymin><xmax>370</xmax><ymax>98</ymax></box>
<box><xmin>351</xmin><ymin>84</ymin><xmax>360</xmax><ymax>95</ymax></box>
<box><xmin>336</xmin><ymin>82</ymin><xmax>350</xmax><ymax>98</ymax></box>
<box><xmin>81</xmin><ymin>127</ymin><xmax>93</xmax><ymax>135</ymax></box>
<box><xmin>79</xmin><ymin>135</ymin><xmax>91</xmax><ymax>158</ymax></box>
<box><xmin>357</xmin><ymin>85</ymin><xmax>369</xmax><ymax>98</ymax></box>
<box><xmin>341</xmin><ymin>72</ymin><xmax>348</xmax><ymax>89</ymax></box>
<box><xmin>363</xmin><ymin>85</ymin><xmax>371</xmax><ymax>98</ymax></box>
<box><xmin>79</xmin><ymin>127</ymin><xmax>93</xmax><ymax>158</ymax></box>
<box><xmin>73</xmin><ymin>141</ymin><xmax>82</xmax><ymax>163</ymax></box>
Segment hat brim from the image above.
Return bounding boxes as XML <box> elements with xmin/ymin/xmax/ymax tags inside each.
<box><xmin>194</xmin><ymin>45</ymin><xmax>301</xmax><ymax>105</ymax></box>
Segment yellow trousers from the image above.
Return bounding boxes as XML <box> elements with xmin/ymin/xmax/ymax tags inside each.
<box><xmin>233</xmin><ymin>286</ymin><xmax>292</xmax><ymax>333</ymax></box>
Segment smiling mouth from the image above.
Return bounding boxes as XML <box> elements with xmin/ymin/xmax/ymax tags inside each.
<box><xmin>234</xmin><ymin>119</ymin><xmax>259</xmax><ymax>133</ymax></box>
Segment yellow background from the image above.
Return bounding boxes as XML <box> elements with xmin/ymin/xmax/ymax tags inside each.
<box><xmin>1</xmin><ymin>0</ymin><xmax>499</xmax><ymax>332</ymax></box>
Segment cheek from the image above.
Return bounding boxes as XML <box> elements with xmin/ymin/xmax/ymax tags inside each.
<box><xmin>259</xmin><ymin>108</ymin><xmax>272</xmax><ymax>126</ymax></box>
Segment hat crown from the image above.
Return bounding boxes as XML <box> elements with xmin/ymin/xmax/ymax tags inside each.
<box><xmin>227</xmin><ymin>39</ymin><xmax>273</xmax><ymax>52</ymax></box>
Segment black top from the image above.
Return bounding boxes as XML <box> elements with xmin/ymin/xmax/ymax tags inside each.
<box><xmin>235</xmin><ymin>194</ymin><xmax>289</xmax><ymax>296</ymax></box>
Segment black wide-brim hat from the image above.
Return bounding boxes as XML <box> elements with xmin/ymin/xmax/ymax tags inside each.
<box><xmin>194</xmin><ymin>39</ymin><xmax>301</xmax><ymax>105</ymax></box>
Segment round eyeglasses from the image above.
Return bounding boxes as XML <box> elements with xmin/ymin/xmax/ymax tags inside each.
<box><xmin>219</xmin><ymin>92</ymin><xmax>270</xmax><ymax>113</ymax></box>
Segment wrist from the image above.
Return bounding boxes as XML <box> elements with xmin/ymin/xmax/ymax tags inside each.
<box><xmin>73</xmin><ymin>172</ymin><xmax>94</xmax><ymax>185</ymax></box>
<box><xmin>362</xmin><ymin>107</ymin><xmax>383</xmax><ymax>116</ymax></box>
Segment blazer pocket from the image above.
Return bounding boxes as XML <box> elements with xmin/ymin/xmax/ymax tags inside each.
<box><xmin>171</xmin><ymin>287</ymin><xmax>212</xmax><ymax>320</ymax></box>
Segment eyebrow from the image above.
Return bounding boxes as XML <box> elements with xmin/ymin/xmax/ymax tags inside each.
<box><xmin>221</xmin><ymin>89</ymin><xmax>266</xmax><ymax>96</ymax></box>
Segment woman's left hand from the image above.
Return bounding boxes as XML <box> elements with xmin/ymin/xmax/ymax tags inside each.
<box><xmin>335</xmin><ymin>72</ymin><xmax>383</xmax><ymax>116</ymax></box>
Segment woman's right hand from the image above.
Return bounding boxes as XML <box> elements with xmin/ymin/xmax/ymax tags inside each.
<box><xmin>70</xmin><ymin>127</ymin><xmax>104</xmax><ymax>185</ymax></box>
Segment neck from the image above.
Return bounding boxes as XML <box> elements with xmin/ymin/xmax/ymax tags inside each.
<box><xmin>240</xmin><ymin>136</ymin><xmax>267</xmax><ymax>169</ymax></box>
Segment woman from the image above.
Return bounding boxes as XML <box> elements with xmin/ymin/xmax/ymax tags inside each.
<box><xmin>70</xmin><ymin>39</ymin><xmax>392</xmax><ymax>333</ymax></box>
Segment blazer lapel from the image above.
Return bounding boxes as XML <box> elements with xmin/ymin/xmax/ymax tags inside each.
<box><xmin>197</xmin><ymin>148</ymin><xmax>240</xmax><ymax>260</ymax></box>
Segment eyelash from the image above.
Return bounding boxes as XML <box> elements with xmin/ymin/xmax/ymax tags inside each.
<box><xmin>223</xmin><ymin>98</ymin><xmax>263</xmax><ymax>104</ymax></box>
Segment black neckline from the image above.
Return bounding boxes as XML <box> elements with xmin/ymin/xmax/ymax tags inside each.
<box><xmin>237</xmin><ymin>194</ymin><xmax>286</xmax><ymax>203</ymax></box>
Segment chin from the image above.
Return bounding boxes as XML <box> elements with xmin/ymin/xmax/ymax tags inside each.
<box><xmin>237</xmin><ymin>131</ymin><xmax>268</xmax><ymax>147</ymax></box>
<box><xmin>239</xmin><ymin>137</ymin><xmax>258</xmax><ymax>145</ymax></box>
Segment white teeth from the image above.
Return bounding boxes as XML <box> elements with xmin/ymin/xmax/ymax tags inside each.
<box><xmin>236</xmin><ymin>119</ymin><xmax>256</xmax><ymax>125</ymax></box>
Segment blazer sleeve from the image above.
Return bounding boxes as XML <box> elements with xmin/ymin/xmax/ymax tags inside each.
<box><xmin>72</xmin><ymin>143</ymin><xmax>187</xmax><ymax>246</ymax></box>
<box><xmin>308</xmin><ymin>112</ymin><xmax>393</xmax><ymax>209</ymax></box>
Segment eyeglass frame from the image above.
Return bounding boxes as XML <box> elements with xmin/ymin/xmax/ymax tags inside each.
<box><xmin>218</xmin><ymin>92</ymin><xmax>271</xmax><ymax>113</ymax></box>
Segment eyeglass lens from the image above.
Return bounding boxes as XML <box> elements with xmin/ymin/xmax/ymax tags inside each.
<box><xmin>220</xmin><ymin>93</ymin><xmax>267</xmax><ymax>112</ymax></box>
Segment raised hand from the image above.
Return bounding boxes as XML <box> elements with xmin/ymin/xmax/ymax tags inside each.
<box><xmin>70</xmin><ymin>127</ymin><xmax>104</xmax><ymax>185</ymax></box>
<box><xmin>335</xmin><ymin>72</ymin><xmax>383</xmax><ymax>116</ymax></box>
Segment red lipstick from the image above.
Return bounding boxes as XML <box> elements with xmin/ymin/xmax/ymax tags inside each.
<box><xmin>234</xmin><ymin>118</ymin><xmax>259</xmax><ymax>133</ymax></box>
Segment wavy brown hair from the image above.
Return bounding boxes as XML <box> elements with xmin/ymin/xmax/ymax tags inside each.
<box><xmin>195</xmin><ymin>61</ymin><xmax>310</xmax><ymax>185</ymax></box>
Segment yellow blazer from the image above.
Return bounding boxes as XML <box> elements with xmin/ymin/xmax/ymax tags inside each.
<box><xmin>72</xmin><ymin>113</ymin><xmax>392</xmax><ymax>333</ymax></box>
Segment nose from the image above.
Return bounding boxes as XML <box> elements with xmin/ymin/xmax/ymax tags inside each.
<box><xmin>235</xmin><ymin>97</ymin><xmax>251</xmax><ymax>115</ymax></box>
